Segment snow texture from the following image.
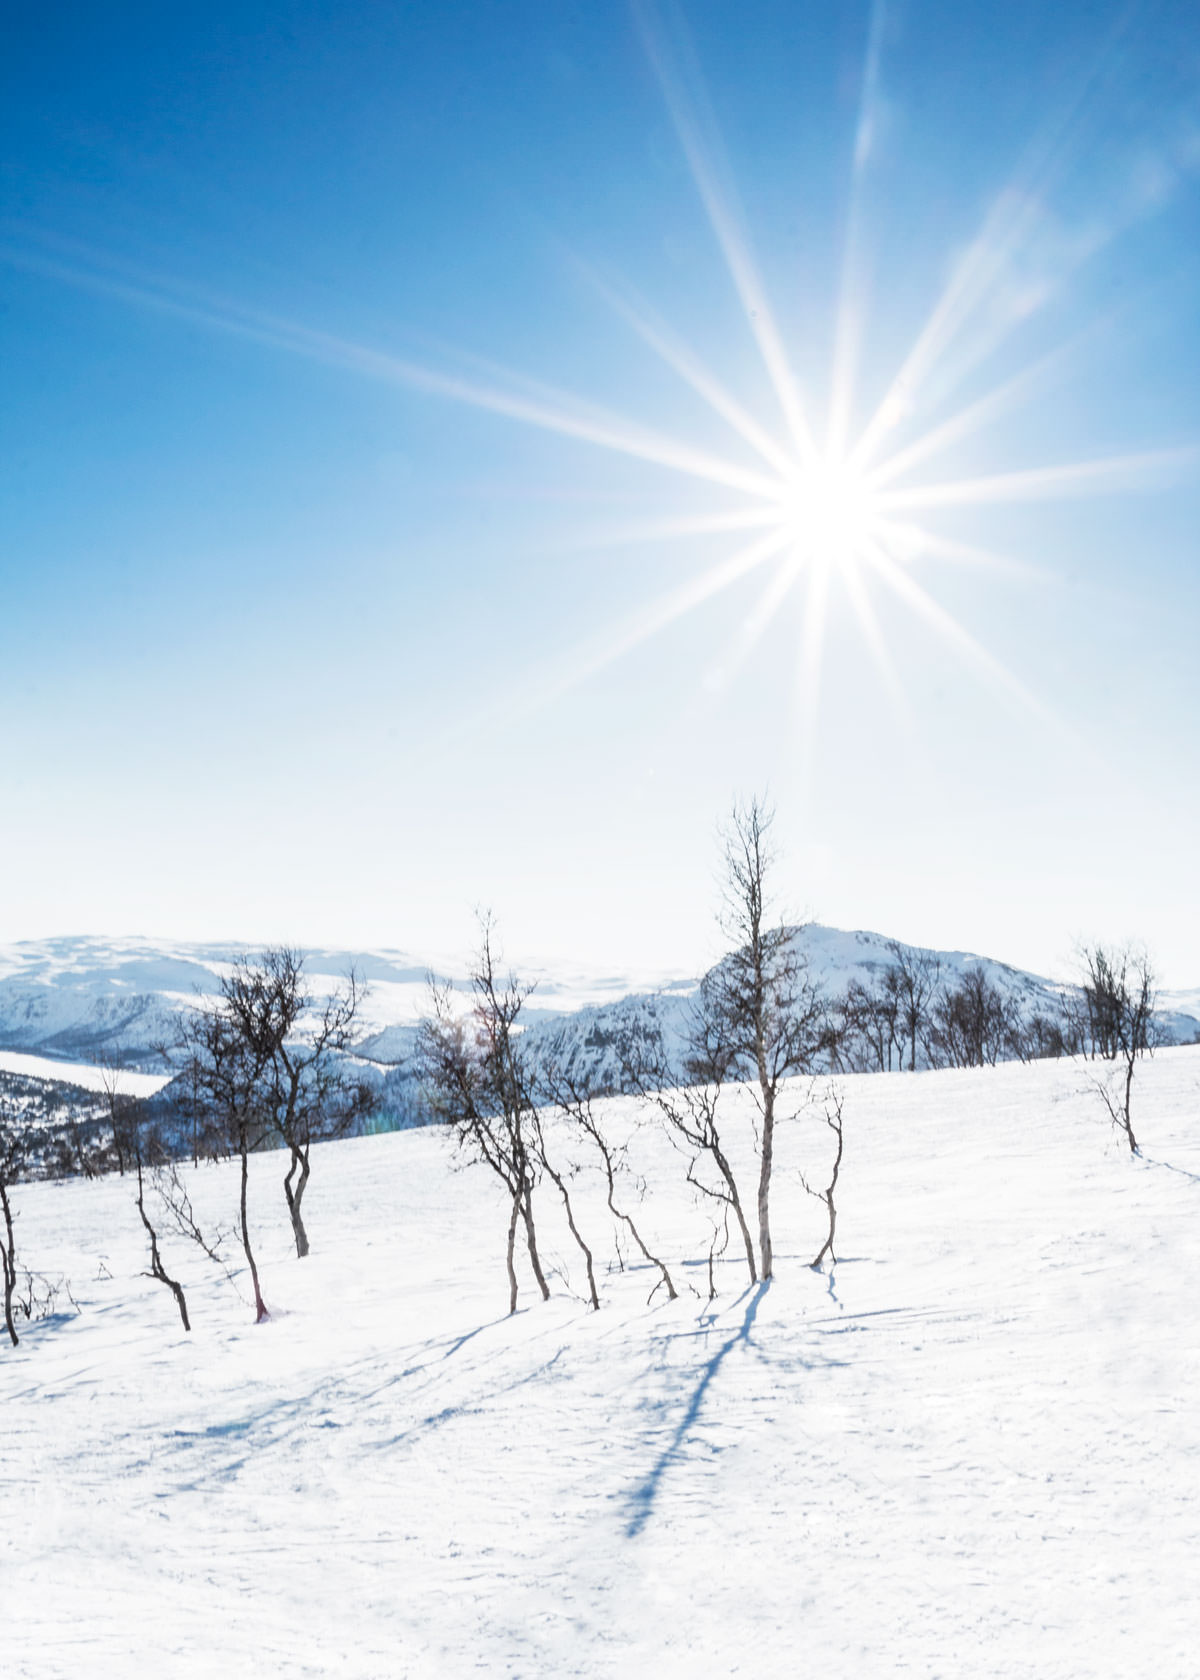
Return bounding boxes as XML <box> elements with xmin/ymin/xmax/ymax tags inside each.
<box><xmin>5</xmin><ymin>1046</ymin><xmax>1200</xmax><ymax>1677</ymax></box>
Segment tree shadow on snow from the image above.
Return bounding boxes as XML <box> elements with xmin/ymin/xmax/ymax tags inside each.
<box><xmin>1139</xmin><ymin>1154</ymin><xmax>1200</xmax><ymax>1185</ymax></box>
<box><xmin>161</xmin><ymin>1313</ymin><xmax>522</xmax><ymax>1489</ymax></box>
<box><xmin>625</xmin><ymin>1282</ymin><xmax>769</xmax><ymax>1538</ymax></box>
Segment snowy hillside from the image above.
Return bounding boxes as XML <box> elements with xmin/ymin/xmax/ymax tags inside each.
<box><xmin>5</xmin><ymin>1047</ymin><xmax>1199</xmax><ymax>1677</ymax></box>
<box><xmin>0</xmin><ymin>934</ymin><xmax>685</xmax><ymax>1071</ymax></box>
<box><xmin>1</xmin><ymin>931</ymin><xmax>1195</xmax><ymax>1107</ymax></box>
<box><xmin>527</xmin><ymin>923</ymin><xmax>1200</xmax><ymax>1091</ymax></box>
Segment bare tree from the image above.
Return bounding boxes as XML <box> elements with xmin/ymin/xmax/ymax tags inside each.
<box><xmin>802</xmin><ymin>1088</ymin><xmax>845</xmax><ymax>1269</ymax></box>
<box><xmin>0</xmin><ymin>1126</ymin><xmax>22</xmax><ymax>1348</ymax></box>
<box><xmin>928</xmin><ymin>966</ymin><xmax>1021</xmax><ymax>1068</ymax></box>
<box><xmin>624</xmin><ymin>1014</ymin><xmax>758</xmax><ymax>1285</ymax></box>
<box><xmin>177</xmin><ymin>948</ymin><xmax>370</xmax><ymax>1326</ymax></box>
<box><xmin>96</xmin><ymin>1050</ymin><xmax>139</xmax><ymax>1177</ymax></box>
<box><xmin>540</xmin><ymin>1062</ymin><xmax>676</xmax><ymax>1304</ymax></box>
<box><xmin>132</xmin><ymin>1122</ymin><xmax>190</xmax><ymax>1331</ymax></box>
<box><xmin>1079</xmin><ymin>943</ymin><xmax>1156</xmax><ymax>1153</ymax></box>
<box><xmin>703</xmin><ymin>1207</ymin><xmax>731</xmax><ymax>1302</ymax></box>
<box><xmin>61</xmin><ymin>1101</ymin><xmax>105</xmax><ymax>1180</ymax></box>
<box><xmin>615</xmin><ymin>798</ymin><xmax>820</xmax><ymax>1287</ymax></box>
<box><xmin>838</xmin><ymin>972</ymin><xmax>903</xmax><ymax>1072</ymax></box>
<box><xmin>178</xmin><ymin>998</ymin><xmax>273</xmax><ymax>1322</ymax></box>
<box><xmin>0</xmin><ymin>1103</ymin><xmax>52</xmax><ymax>1348</ymax></box>
<box><xmin>166</xmin><ymin>1043</ymin><xmax>220</xmax><ymax>1167</ymax></box>
<box><xmin>1013</xmin><ymin>1008</ymin><xmax>1077</xmax><ymax>1062</ymax></box>
<box><xmin>215</xmin><ymin>950</ymin><xmax>371</xmax><ymax>1259</ymax></box>
<box><xmin>153</xmin><ymin>1161</ymin><xmax>233</xmax><ymax>1267</ymax></box>
<box><xmin>527</xmin><ymin>1103</ymin><xmax>599</xmax><ymax>1311</ymax></box>
<box><xmin>418</xmin><ymin>919</ymin><xmax>551</xmax><ymax>1314</ymax></box>
<box><xmin>703</xmin><ymin>797</ymin><xmax>823</xmax><ymax>1280</ymax></box>
<box><xmin>886</xmin><ymin>941</ymin><xmax>942</xmax><ymax>1071</ymax></box>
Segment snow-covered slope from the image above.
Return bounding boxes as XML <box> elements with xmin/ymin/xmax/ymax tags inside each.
<box><xmin>5</xmin><ymin>1047</ymin><xmax>1199</xmax><ymax>1677</ymax></box>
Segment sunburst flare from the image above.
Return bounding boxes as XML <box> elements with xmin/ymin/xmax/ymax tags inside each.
<box><xmin>5</xmin><ymin>4</ymin><xmax>1192</xmax><ymax>755</ymax></box>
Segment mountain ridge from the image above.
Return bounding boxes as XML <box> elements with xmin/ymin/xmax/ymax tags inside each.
<box><xmin>1</xmin><ymin>928</ymin><xmax>1195</xmax><ymax>1082</ymax></box>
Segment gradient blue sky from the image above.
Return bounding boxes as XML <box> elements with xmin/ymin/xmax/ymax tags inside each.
<box><xmin>3</xmin><ymin>0</ymin><xmax>1199</xmax><ymax>983</ymax></box>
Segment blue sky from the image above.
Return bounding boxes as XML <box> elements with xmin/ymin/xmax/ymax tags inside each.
<box><xmin>3</xmin><ymin>0</ymin><xmax>1199</xmax><ymax>984</ymax></box>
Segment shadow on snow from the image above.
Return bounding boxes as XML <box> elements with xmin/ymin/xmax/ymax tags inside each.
<box><xmin>625</xmin><ymin>1281</ymin><xmax>769</xmax><ymax>1539</ymax></box>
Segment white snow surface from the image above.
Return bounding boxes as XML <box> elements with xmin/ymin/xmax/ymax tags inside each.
<box><xmin>0</xmin><ymin>1049</ymin><xmax>171</xmax><ymax>1097</ymax></box>
<box><xmin>6</xmin><ymin>1047</ymin><xmax>1200</xmax><ymax>1678</ymax></box>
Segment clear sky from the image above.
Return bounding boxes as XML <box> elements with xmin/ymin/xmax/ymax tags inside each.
<box><xmin>3</xmin><ymin>1</ymin><xmax>1199</xmax><ymax>985</ymax></box>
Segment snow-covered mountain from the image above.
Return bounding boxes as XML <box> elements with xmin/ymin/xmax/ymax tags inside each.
<box><xmin>1</xmin><ymin>930</ymin><xmax>1195</xmax><ymax>1095</ymax></box>
<box><xmin>0</xmin><ymin>935</ymin><xmax>683</xmax><ymax>1072</ymax></box>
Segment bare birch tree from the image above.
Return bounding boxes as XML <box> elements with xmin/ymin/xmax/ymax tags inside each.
<box><xmin>418</xmin><ymin>919</ymin><xmax>551</xmax><ymax>1314</ymax></box>
<box><xmin>928</xmin><ymin>966</ymin><xmax>1021</xmax><ymax>1068</ymax></box>
<box><xmin>0</xmin><ymin>1103</ymin><xmax>54</xmax><ymax>1348</ymax></box>
<box><xmin>802</xmin><ymin>1087</ymin><xmax>845</xmax><ymax>1269</ymax></box>
<box><xmin>1079</xmin><ymin>943</ymin><xmax>1156</xmax><ymax>1153</ymax></box>
<box><xmin>96</xmin><ymin>1050</ymin><xmax>138</xmax><ymax>1177</ymax></box>
<box><xmin>838</xmin><ymin>972</ymin><xmax>903</xmax><ymax>1071</ymax></box>
<box><xmin>178</xmin><ymin>999</ymin><xmax>273</xmax><ymax>1322</ymax></box>
<box><xmin>623</xmin><ymin>1015</ymin><xmax>759</xmax><ymax>1285</ymax></box>
<box><xmin>528</xmin><ymin>1102</ymin><xmax>599</xmax><ymax>1310</ymax></box>
<box><xmin>216</xmin><ymin>950</ymin><xmax>371</xmax><ymax>1258</ymax></box>
<box><xmin>178</xmin><ymin>948</ymin><xmax>370</xmax><ymax>1321</ymax></box>
<box><xmin>886</xmin><ymin>941</ymin><xmax>942</xmax><ymax>1071</ymax></box>
<box><xmin>0</xmin><ymin>1120</ymin><xmax>24</xmax><ymax>1348</ymax></box>
<box><xmin>704</xmin><ymin>797</ymin><xmax>822</xmax><ymax>1280</ymax></box>
<box><xmin>539</xmin><ymin>1061</ymin><xmax>676</xmax><ymax>1304</ymax></box>
<box><xmin>132</xmin><ymin>1120</ymin><xmax>190</xmax><ymax>1331</ymax></box>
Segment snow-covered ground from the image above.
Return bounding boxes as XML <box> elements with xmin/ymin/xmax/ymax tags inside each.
<box><xmin>5</xmin><ymin>1047</ymin><xmax>1200</xmax><ymax>1678</ymax></box>
<box><xmin>0</xmin><ymin>1049</ymin><xmax>171</xmax><ymax>1097</ymax></box>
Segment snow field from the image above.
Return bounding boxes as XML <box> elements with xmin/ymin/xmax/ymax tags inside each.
<box><xmin>0</xmin><ymin>1049</ymin><xmax>172</xmax><ymax>1097</ymax></box>
<box><xmin>5</xmin><ymin>1048</ymin><xmax>1200</xmax><ymax>1678</ymax></box>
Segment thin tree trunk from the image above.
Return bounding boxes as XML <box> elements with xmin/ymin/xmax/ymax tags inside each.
<box><xmin>0</xmin><ymin>1179</ymin><xmax>18</xmax><ymax>1348</ymax></box>
<box><xmin>135</xmin><ymin>1155</ymin><xmax>190</xmax><ymax>1331</ymax></box>
<box><xmin>505</xmin><ymin>1191</ymin><xmax>520</xmax><ymax>1315</ymax></box>
<box><xmin>543</xmin><ymin>1160</ymin><xmax>599</xmax><ymax>1310</ymax></box>
<box><xmin>705</xmin><ymin>1210</ymin><xmax>729</xmax><ymax>1302</ymax></box>
<box><xmin>597</xmin><ymin>1147</ymin><xmax>676</xmax><ymax>1302</ymax></box>
<box><xmin>713</xmin><ymin>1143</ymin><xmax>757</xmax><ymax>1283</ymax></box>
<box><xmin>810</xmin><ymin>1098</ymin><xmax>845</xmax><ymax>1269</ymax></box>
<box><xmin>111</xmin><ymin>1105</ymin><xmax>126</xmax><ymax>1177</ymax></box>
<box><xmin>239</xmin><ymin>1130</ymin><xmax>269</xmax><ymax>1322</ymax></box>
<box><xmin>1122</xmin><ymin>1056</ymin><xmax>1139</xmax><ymax>1154</ymax></box>
<box><xmin>520</xmin><ymin>1188</ymin><xmax>551</xmax><ymax>1301</ymax></box>
<box><xmin>756</xmin><ymin>1085</ymin><xmax>775</xmax><ymax>1281</ymax></box>
<box><xmin>284</xmin><ymin>1145</ymin><xmax>311</xmax><ymax>1258</ymax></box>
<box><xmin>811</xmin><ymin>1188</ymin><xmax>838</xmax><ymax>1270</ymax></box>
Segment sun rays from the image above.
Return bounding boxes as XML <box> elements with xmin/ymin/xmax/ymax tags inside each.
<box><xmin>4</xmin><ymin>1</ymin><xmax>1195</xmax><ymax>759</ymax></box>
<box><xmin>496</xmin><ymin>0</ymin><xmax>1195</xmax><ymax>744</ymax></box>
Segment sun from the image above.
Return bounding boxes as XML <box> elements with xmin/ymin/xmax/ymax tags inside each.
<box><xmin>776</xmin><ymin>454</ymin><xmax>880</xmax><ymax>567</ymax></box>
<box><xmin>17</xmin><ymin>0</ymin><xmax>1186</xmax><ymax>747</ymax></box>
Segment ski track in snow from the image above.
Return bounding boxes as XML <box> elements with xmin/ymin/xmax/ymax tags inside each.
<box><xmin>5</xmin><ymin>1049</ymin><xmax>1200</xmax><ymax>1678</ymax></box>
